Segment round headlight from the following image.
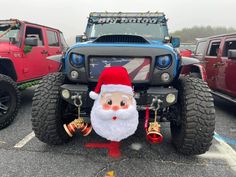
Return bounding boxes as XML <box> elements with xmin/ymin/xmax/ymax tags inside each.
<box><xmin>155</xmin><ymin>55</ymin><xmax>171</xmax><ymax>69</ymax></box>
<box><xmin>161</xmin><ymin>72</ymin><xmax>170</xmax><ymax>82</ymax></box>
<box><xmin>70</xmin><ymin>54</ymin><xmax>85</xmax><ymax>67</ymax></box>
<box><xmin>61</xmin><ymin>89</ymin><xmax>70</xmax><ymax>99</ymax></box>
<box><xmin>166</xmin><ymin>93</ymin><xmax>176</xmax><ymax>104</ymax></box>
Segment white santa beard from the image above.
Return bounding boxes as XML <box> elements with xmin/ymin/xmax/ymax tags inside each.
<box><xmin>90</xmin><ymin>97</ymin><xmax>139</xmax><ymax>141</ymax></box>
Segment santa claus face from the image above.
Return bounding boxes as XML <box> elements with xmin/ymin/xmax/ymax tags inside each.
<box><xmin>100</xmin><ymin>92</ymin><xmax>132</xmax><ymax>117</ymax></box>
<box><xmin>90</xmin><ymin>92</ymin><xmax>139</xmax><ymax>141</ymax></box>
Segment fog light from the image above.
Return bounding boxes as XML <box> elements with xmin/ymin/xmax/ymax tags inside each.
<box><xmin>166</xmin><ymin>93</ymin><xmax>176</xmax><ymax>104</ymax></box>
<box><xmin>71</xmin><ymin>70</ymin><xmax>79</xmax><ymax>79</ymax></box>
<box><xmin>161</xmin><ymin>73</ymin><xmax>170</xmax><ymax>82</ymax></box>
<box><xmin>62</xmin><ymin>89</ymin><xmax>70</xmax><ymax>99</ymax></box>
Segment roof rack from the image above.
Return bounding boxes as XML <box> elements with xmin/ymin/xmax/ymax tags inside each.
<box><xmin>0</xmin><ymin>19</ymin><xmax>61</xmax><ymax>32</ymax></box>
<box><xmin>0</xmin><ymin>19</ymin><xmax>20</xmax><ymax>24</ymax></box>
<box><xmin>89</xmin><ymin>12</ymin><xmax>165</xmax><ymax>18</ymax></box>
<box><xmin>197</xmin><ymin>32</ymin><xmax>236</xmax><ymax>41</ymax></box>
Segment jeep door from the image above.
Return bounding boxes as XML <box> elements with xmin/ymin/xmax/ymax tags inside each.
<box><xmin>22</xmin><ymin>25</ymin><xmax>47</xmax><ymax>80</ymax></box>
<box><xmin>217</xmin><ymin>38</ymin><xmax>236</xmax><ymax>97</ymax></box>
<box><xmin>204</xmin><ymin>40</ymin><xmax>221</xmax><ymax>90</ymax></box>
<box><xmin>45</xmin><ymin>30</ymin><xmax>62</xmax><ymax>73</ymax></box>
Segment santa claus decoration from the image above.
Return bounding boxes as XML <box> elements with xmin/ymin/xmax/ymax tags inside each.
<box><xmin>89</xmin><ymin>66</ymin><xmax>139</xmax><ymax>142</ymax></box>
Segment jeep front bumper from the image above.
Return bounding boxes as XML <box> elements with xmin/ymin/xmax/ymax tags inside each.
<box><xmin>60</xmin><ymin>84</ymin><xmax>178</xmax><ymax>109</ymax></box>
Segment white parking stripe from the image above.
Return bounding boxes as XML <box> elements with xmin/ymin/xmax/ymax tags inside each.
<box><xmin>0</xmin><ymin>140</ymin><xmax>6</xmax><ymax>144</ymax></box>
<box><xmin>214</xmin><ymin>134</ymin><xmax>236</xmax><ymax>171</ymax></box>
<box><xmin>201</xmin><ymin>132</ymin><xmax>236</xmax><ymax>172</ymax></box>
<box><xmin>14</xmin><ymin>132</ymin><xmax>35</xmax><ymax>148</ymax></box>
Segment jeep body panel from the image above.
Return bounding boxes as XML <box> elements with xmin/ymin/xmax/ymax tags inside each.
<box><xmin>65</xmin><ymin>41</ymin><xmax>180</xmax><ymax>85</ymax></box>
<box><xmin>61</xmin><ymin>12</ymin><xmax>183</xmax><ymax>109</ymax></box>
<box><xmin>179</xmin><ymin>43</ymin><xmax>196</xmax><ymax>57</ymax></box>
<box><xmin>0</xmin><ymin>19</ymin><xmax>67</xmax><ymax>83</ymax></box>
<box><xmin>194</xmin><ymin>33</ymin><xmax>236</xmax><ymax>98</ymax></box>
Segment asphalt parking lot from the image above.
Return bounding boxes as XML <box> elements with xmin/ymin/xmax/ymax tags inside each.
<box><xmin>0</xmin><ymin>88</ymin><xmax>236</xmax><ymax>177</ymax></box>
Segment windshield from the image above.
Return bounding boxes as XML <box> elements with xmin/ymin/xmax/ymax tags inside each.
<box><xmin>0</xmin><ymin>23</ymin><xmax>21</xmax><ymax>43</ymax></box>
<box><xmin>86</xmin><ymin>17</ymin><xmax>169</xmax><ymax>40</ymax></box>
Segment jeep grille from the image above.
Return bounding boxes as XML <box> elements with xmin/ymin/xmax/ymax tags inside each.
<box><xmin>89</xmin><ymin>56</ymin><xmax>151</xmax><ymax>81</ymax></box>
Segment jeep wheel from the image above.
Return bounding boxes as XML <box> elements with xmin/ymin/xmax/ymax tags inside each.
<box><xmin>31</xmin><ymin>72</ymin><xmax>74</xmax><ymax>145</ymax></box>
<box><xmin>189</xmin><ymin>72</ymin><xmax>201</xmax><ymax>79</ymax></box>
<box><xmin>0</xmin><ymin>74</ymin><xmax>20</xmax><ymax>130</ymax></box>
<box><xmin>170</xmin><ymin>76</ymin><xmax>215</xmax><ymax>155</ymax></box>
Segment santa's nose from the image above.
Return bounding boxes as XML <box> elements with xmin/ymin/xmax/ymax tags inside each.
<box><xmin>112</xmin><ymin>105</ymin><xmax>119</xmax><ymax>111</ymax></box>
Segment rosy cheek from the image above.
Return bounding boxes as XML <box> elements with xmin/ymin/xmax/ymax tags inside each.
<box><xmin>102</xmin><ymin>104</ymin><xmax>111</xmax><ymax>110</ymax></box>
<box><xmin>121</xmin><ymin>105</ymin><xmax>129</xmax><ymax>109</ymax></box>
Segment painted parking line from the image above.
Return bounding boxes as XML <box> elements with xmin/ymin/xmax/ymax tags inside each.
<box><xmin>14</xmin><ymin>132</ymin><xmax>35</xmax><ymax>148</ymax></box>
<box><xmin>0</xmin><ymin>140</ymin><xmax>6</xmax><ymax>144</ymax></box>
<box><xmin>214</xmin><ymin>133</ymin><xmax>236</xmax><ymax>146</ymax></box>
<box><xmin>214</xmin><ymin>134</ymin><xmax>236</xmax><ymax>171</ymax></box>
<box><xmin>201</xmin><ymin>132</ymin><xmax>236</xmax><ymax>172</ymax></box>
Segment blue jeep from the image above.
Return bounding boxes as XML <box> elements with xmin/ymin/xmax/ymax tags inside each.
<box><xmin>31</xmin><ymin>12</ymin><xmax>215</xmax><ymax>155</ymax></box>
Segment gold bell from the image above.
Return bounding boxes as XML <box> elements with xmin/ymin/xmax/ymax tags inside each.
<box><xmin>63</xmin><ymin>117</ymin><xmax>92</xmax><ymax>137</ymax></box>
<box><xmin>146</xmin><ymin>121</ymin><xmax>163</xmax><ymax>144</ymax></box>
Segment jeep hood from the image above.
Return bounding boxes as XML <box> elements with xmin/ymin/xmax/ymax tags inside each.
<box><xmin>70</xmin><ymin>35</ymin><xmax>174</xmax><ymax>53</ymax></box>
<box><xmin>0</xmin><ymin>42</ymin><xmax>10</xmax><ymax>53</ymax></box>
<box><xmin>0</xmin><ymin>42</ymin><xmax>19</xmax><ymax>53</ymax></box>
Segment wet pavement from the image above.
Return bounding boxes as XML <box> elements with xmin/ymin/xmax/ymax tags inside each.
<box><xmin>0</xmin><ymin>88</ymin><xmax>235</xmax><ymax>177</ymax></box>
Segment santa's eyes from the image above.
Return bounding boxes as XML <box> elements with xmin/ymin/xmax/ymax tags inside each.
<box><xmin>106</xmin><ymin>99</ymin><xmax>112</xmax><ymax>105</ymax></box>
<box><xmin>104</xmin><ymin>98</ymin><xmax>128</xmax><ymax>108</ymax></box>
<box><xmin>120</xmin><ymin>100</ymin><xmax>126</xmax><ymax>106</ymax></box>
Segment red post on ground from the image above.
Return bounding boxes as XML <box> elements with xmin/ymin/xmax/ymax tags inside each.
<box><xmin>85</xmin><ymin>141</ymin><xmax>121</xmax><ymax>158</ymax></box>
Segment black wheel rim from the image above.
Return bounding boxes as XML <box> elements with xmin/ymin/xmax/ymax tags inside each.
<box><xmin>0</xmin><ymin>89</ymin><xmax>11</xmax><ymax>116</ymax></box>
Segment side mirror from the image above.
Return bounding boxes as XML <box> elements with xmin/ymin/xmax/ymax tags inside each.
<box><xmin>9</xmin><ymin>37</ymin><xmax>17</xmax><ymax>44</ymax></box>
<box><xmin>76</xmin><ymin>35</ymin><xmax>87</xmax><ymax>43</ymax></box>
<box><xmin>164</xmin><ymin>36</ymin><xmax>171</xmax><ymax>43</ymax></box>
<box><xmin>171</xmin><ymin>37</ymin><xmax>180</xmax><ymax>48</ymax></box>
<box><xmin>228</xmin><ymin>50</ymin><xmax>236</xmax><ymax>59</ymax></box>
<box><xmin>25</xmin><ymin>37</ymin><xmax>38</xmax><ymax>46</ymax></box>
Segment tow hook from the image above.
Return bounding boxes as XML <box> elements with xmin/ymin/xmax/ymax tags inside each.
<box><xmin>145</xmin><ymin>97</ymin><xmax>163</xmax><ymax>144</ymax></box>
<box><xmin>63</xmin><ymin>94</ymin><xmax>92</xmax><ymax>137</ymax></box>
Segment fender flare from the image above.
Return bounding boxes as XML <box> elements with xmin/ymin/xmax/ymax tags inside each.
<box><xmin>46</xmin><ymin>54</ymin><xmax>64</xmax><ymax>71</ymax></box>
<box><xmin>180</xmin><ymin>57</ymin><xmax>207</xmax><ymax>81</ymax></box>
<box><xmin>181</xmin><ymin>56</ymin><xmax>200</xmax><ymax>66</ymax></box>
<box><xmin>46</xmin><ymin>54</ymin><xmax>63</xmax><ymax>63</ymax></box>
<box><xmin>190</xmin><ymin>63</ymin><xmax>207</xmax><ymax>81</ymax></box>
<box><xmin>0</xmin><ymin>58</ymin><xmax>17</xmax><ymax>81</ymax></box>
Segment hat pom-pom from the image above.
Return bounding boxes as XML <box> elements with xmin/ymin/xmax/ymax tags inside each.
<box><xmin>89</xmin><ymin>91</ymin><xmax>99</xmax><ymax>100</ymax></box>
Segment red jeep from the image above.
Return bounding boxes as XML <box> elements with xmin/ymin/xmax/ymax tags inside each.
<box><xmin>0</xmin><ymin>19</ymin><xmax>68</xmax><ymax>129</ymax></box>
<box><xmin>179</xmin><ymin>43</ymin><xmax>196</xmax><ymax>57</ymax></box>
<box><xmin>184</xmin><ymin>33</ymin><xmax>236</xmax><ymax>103</ymax></box>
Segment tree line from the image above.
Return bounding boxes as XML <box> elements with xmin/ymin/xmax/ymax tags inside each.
<box><xmin>170</xmin><ymin>26</ymin><xmax>236</xmax><ymax>43</ymax></box>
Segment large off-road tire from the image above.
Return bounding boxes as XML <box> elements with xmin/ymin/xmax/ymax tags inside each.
<box><xmin>31</xmin><ymin>72</ymin><xmax>72</xmax><ymax>145</ymax></box>
<box><xmin>0</xmin><ymin>74</ymin><xmax>20</xmax><ymax>130</ymax></box>
<box><xmin>189</xmin><ymin>72</ymin><xmax>201</xmax><ymax>79</ymax></box>
<box><xmin>171</xmin><ymin>76</ymin><xmax>215</xmax><ymax>155</ymax></box>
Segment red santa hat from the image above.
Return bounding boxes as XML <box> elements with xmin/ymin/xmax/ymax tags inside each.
<box><xmin>89</xmin><ymin>66</ymin><xmax>133</xmax><ymax>100</ymax></box>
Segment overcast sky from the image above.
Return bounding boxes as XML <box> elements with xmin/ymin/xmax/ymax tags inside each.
<box><xmin>1</xmin><ymin>0</ymin><xmax>236</xmax><ymax>40</ymax></box>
